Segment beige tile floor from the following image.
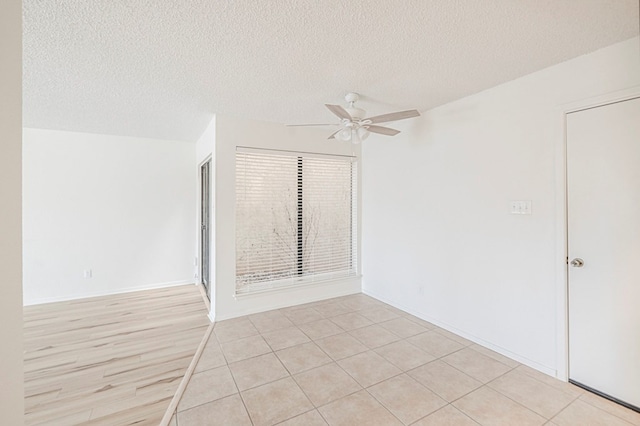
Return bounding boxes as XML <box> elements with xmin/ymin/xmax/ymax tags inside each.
<box><xmin>170</xmin><ymin>294</ymin><xmax>640</xmax><ymax>426</ymax></box>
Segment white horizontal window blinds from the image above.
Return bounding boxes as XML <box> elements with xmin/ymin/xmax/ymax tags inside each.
<box><xmin>236</xmin><ymin>148</ymin><xmax>357</xmax><ymax>294</ymax></box>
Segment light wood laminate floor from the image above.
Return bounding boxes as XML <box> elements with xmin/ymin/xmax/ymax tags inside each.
<box><xmin>170</xmin><ymin>293</ymin><xmax>640</xmax><ymax>426</ymax></box>
<box><xmin>24</xmin><ymin>284</ymin><xmax>210</xmax><ymax>425</ymax></box>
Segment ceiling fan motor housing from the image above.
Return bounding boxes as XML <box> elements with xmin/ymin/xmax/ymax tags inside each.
<box><xmin>344</xmin><ymin>93</ymin><xmax>366</xmax><ymax>121</ymax></box>
<box><xmin>345</xmin><ymin>107</ymin><xmax>366</xmax><ymax>121</ymax></box>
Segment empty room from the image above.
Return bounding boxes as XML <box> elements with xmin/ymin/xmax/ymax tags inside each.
<box><xmin>1</xmin><ymin>1</ymin><xmax>640</xmax><ymax>425</ymax></box>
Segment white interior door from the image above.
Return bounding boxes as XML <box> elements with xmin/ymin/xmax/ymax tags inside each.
<box><xmin>567</xmin><ymin>96</ymin><xmax>640</xmax><ymax>411</ymax></box>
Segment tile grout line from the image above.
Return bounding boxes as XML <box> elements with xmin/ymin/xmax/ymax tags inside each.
<box><xmin>484</xmin><ymin>367</ymin><xmax>582</xmax><ymax>421</ymax></box>
<box><xmin>211</xmin><ymin>324</ymin><xmax>256</xmax><ymax>425</ymax></box>
<box><xmin>516</xmin><ymin>366</ymin><xmax>586</xmax><ymax>400</ymax></box>
<box><xmin>362</xmin><ymin>381</ymin><xmax>422</xmax><ymax>425</ymax></box>
<box><xmin>468</xmin><ymin>367</ymin><xmax>551</xmax><ymax>421</ymax></box>
<box><xmin>546</xmin><ymin>398</ymin><xmax>581</xmax><ymax>425</ymax></box>
<box><xmin>190</xmin><ymin>326</ymin><xmax>255</xmax><ymax>426</ymax></box>
<box><xmin>230</xmin><ymin>364</ymin><xmax>256</xmax><ymax>426</ymax></box>
<box><xmin>411</xmin><ymin>402</ymin><xmax>483</xmax><ymax>426</ymax></box>
<box><xmin>572</xmin><ymin>395</ymin><xmax>638</xmax><ymax>426</ymax></box>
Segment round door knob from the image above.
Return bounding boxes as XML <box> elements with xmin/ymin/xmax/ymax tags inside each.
<box><xmin>570</xmin><ymin>258</ymin><xmax>584</xmax><ymax>268</ymax></box>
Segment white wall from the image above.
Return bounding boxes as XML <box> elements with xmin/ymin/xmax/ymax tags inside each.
<box><xmin>23</xmin><ymin>129</ymin><xmax>197</xmax><ymax>304</ymax></box>
<box><xmin>213</xmin><ymin>116</ymin><xmax>362</xmax><ymax>320</ymax></box>
<box><xmin>362</xmin><ymin>37</ymin><xmax>640</xmax><ymax>376</ymax></box>
<box><xmin>0</xmin><ymin>0</ymin><xmax>24</xmax><ymax>422</ymax></box>
<box><xmin>196</xmin><ymin>115</ymin><xmax>216</xmax><ymax>165</ymax></box>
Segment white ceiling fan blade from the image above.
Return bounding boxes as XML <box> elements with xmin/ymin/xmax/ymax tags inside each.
<box><xmin>366</xmin><ymin>125</ymin><xmax>400</xmax><ymax>136</ymax></box>
<box><xmin>365</xmin><ymin>109</ymin><xmax>420</xmax><ymax>124</ymax></box>
<box><xmin>325</xmin><ymin>104</ymin><xmax>352</xmax><ymax>120</ymax></box>
<box><xmin>286</xmin><ymin>123</ymin><xmax>338</xmax><ymax>127</ymax></box>
<box><xmin>327</xmin><ymin>129</ymin><xmax>341</xmax><ymax>139</ymax></box>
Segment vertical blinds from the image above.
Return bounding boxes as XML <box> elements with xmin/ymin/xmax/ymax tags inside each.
<box><xmin>236</xmin><ymin>148</ymin><xmax>357</xmax><ymax>294</ymax></box>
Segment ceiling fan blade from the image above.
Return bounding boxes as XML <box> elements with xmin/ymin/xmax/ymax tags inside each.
<box><xmin>365</xmin><ymin>109</ymin><xmax>420</xmax><ymax>124</ymax></box>
<box><xmin>327</xmin><ymin>129</ymin><xmax>341</xmax><ymax>139</ymax></box>
<box><xmin>365</xmin><ymin>125</ymin><xmax>401</xmax><ymax>136</ymax></box>
<box><xmin>286</xmin><ymin>123</ymin><xmax>337</xmax><ymax>127</ymax></box>
<box><xmin>325</xmin><ymin>104</ymin><xmax>352</xmax><ymax>120</ymax></box>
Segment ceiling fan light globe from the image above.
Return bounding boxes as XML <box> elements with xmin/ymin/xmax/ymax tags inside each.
<box><xmin>357</xmin><ymin>127</ymin><xmax>370</xmax><ymax>141</ymax></box>
<box><xmin>337</xmin><ymin>128</ymin><xmax>352</xmax><ymax>141</ymax></box>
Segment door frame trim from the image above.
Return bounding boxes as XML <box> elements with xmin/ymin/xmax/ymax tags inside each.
<box><xmin>555</xmin><ymin>85</ymin><xmax>640</xmax><ymax>382</ymax></box>
<box><xmin>197</xmin><ymin>156</ymin><xmax>213</xmax><ymax>304</ymax></box>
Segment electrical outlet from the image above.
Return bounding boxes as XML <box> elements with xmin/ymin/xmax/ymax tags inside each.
<box><xmin>83</xmin><ymin>269</ymin><xmax>92</xmax><ymax>278</ymax></box>
<box><xmin>418</xmin><ymin>285</ymin><xmax>424</xmax><ymax>295</ymax></box>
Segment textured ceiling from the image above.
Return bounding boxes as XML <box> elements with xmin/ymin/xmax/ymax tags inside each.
<box><xmin>23</xmin><ymin>1</ymin><xmax>639</xmax><ymax>142</ymax></box>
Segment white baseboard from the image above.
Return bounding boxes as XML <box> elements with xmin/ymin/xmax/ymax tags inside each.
<box><xmin>23</xmin><ymin>280</ymin><xmax>195</xmax><ymax>306</ymax></box>
<box><xmin>213</xmin><ymin>282</ymin><xmax>361</xmax><ymax>321</ymax></box>
<box><xmin>363</xmin><ymin>287</ymin><xmax>558</xmax><ymax>379</ymax></box>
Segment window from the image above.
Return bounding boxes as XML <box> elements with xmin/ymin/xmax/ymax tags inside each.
<box><xmin>235</xmin><ymin>148</ymin><xmax>357</xmax><ymax>294</ymax></box>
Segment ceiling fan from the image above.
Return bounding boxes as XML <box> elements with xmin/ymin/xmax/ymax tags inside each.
<box><xmin>289</xmin><ymin>93</ymin><xmax>421</xmax><ymax>144</ymax></box>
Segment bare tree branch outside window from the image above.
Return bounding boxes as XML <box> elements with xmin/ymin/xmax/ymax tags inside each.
<box><xmin>236</xmin><ymin>150</ymin><xmax>356</xmax><ymax>293</ymax></box>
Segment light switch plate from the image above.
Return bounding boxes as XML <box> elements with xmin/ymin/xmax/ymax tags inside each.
<box><xmin>510</xmin><ymin>200</ymin><xmax>532</xmax><ymax>215</ymax></box>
